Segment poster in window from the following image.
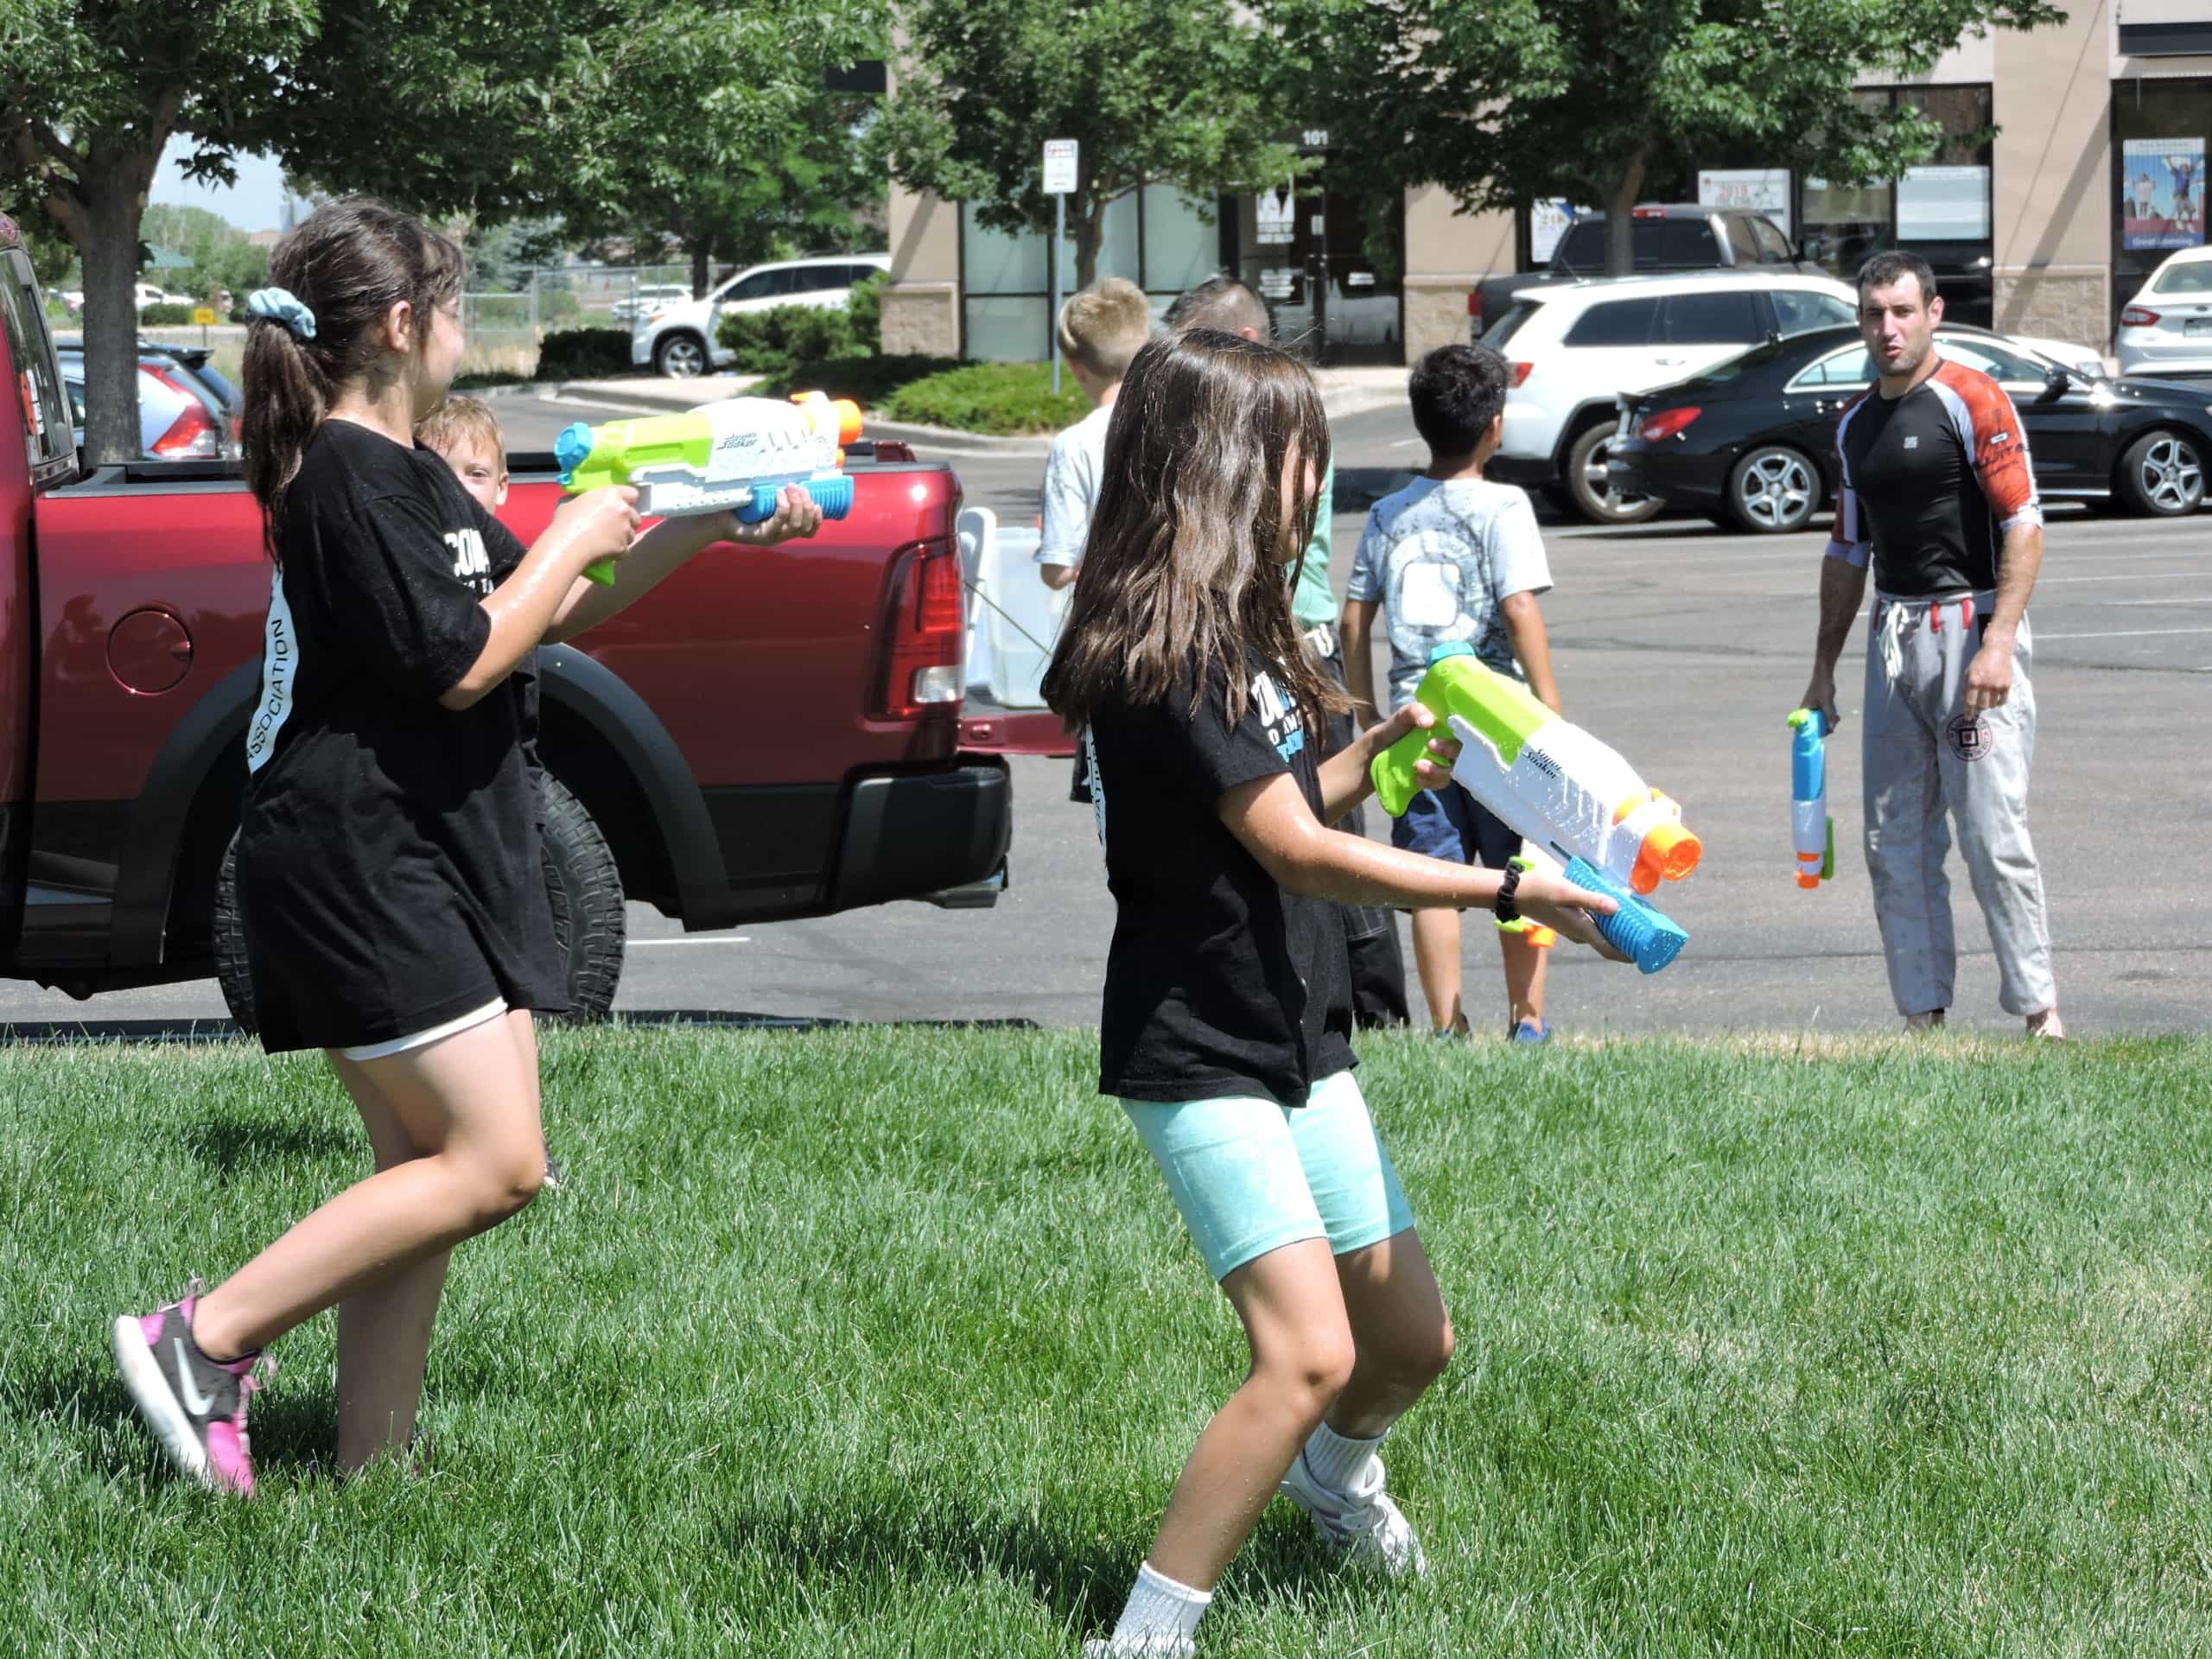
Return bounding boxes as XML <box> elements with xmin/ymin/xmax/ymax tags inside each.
<box><xmin>1697</xmin><ymin>168</ymin><xmax>1793</xmax><ymax>236</ymax></box>
<box><xmin>1897</xmin><ymin>166</ymin><xmax>1991</xmax><ymax>240</ymax></box>
<box><xmin>1255</xmin><ymin>184</ymin><xmax>1295</xmax><ymax>247</ymax></box>
<box><xmin>1530</xmin><ymin>200</ymin><xmax>1580</xmax><ymax>264</ymax></box>
<box><xmin>2121</xmin><ymin>137</ymin><xmax>2204</xmax><ymax>251</ymax></box>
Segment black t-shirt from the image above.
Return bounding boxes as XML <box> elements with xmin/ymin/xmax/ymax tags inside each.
<box><xmin>233</xmin><ymin>419</ymin><xmax>565</xmax><ymax>1053</ymax></box>
<box><xmin>1831</xmin><ymin>359</ymin><xmax>2041</xmax><ymax>597</ymax></box>
<box><xmin>1085</xmin><ymin>650</ymin><xmax>1355</xmax><ymax>1107</ymax></box>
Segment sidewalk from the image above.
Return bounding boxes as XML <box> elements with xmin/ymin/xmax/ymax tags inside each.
<box><xmin>550</xmin><ymin>361</ymin><xmax>1410</xmax><ymax>452</ymax></box>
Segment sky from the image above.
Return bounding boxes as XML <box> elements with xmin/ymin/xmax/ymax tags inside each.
<box><xmin>149</xmin><ymin>137</ymin><xmax>290</xmax><ymax>232</ymax></box>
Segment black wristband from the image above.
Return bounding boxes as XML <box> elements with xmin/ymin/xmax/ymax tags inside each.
<box><xmin>1493</xmin><ymin>859</ymin><xmax>1524</xmax><ymax>924</ymax></box>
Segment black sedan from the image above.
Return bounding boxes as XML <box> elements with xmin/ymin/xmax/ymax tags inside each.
<box><xmin>1606</xmin><ymin>324</ymin><xmax>2212</xmax><ymax>531</ymax></box>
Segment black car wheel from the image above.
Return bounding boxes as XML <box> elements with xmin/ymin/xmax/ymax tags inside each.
<box><xmin>2117</xmin><ymin>430</ymin><xmax>2206</xmax><ymax>517</ymax></box>
<box><xmin>213</xmin><ymin>772</ymin><xmax>626</xmax><ymax>1034</ymax></box>
<box><xmin>652</xmin><ymin>331</ymin><xmax>709</xmax><ymax>378</ymax></box>
<box><xmin>1727</xmin><ymin>445</ymin><xmax>1822</xmax><ymax>534</ymax></box>
<box><xmin>1564</xmin><ymin>422</ymin><xmax>1663</xmax><ymax>525</ymax></box>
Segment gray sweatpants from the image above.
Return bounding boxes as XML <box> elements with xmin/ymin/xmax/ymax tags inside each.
<box><xmin>1861</xmin><ymin>590</ymin><xmax>2056</xmax><ymax>1018</ymax></box>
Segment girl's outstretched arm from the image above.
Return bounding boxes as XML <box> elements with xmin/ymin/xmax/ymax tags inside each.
<box><xmin>1219</xmin><ymin>772</ymin><xmax>1625</xmax><ymax>959</ymax></box>
<box><xmin>543</xmin><ymin>486</ymin><xmax>823</xmax><ymax>643</ymax></box>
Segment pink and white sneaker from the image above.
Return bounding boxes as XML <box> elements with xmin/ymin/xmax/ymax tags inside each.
<box><xmin>111</xmin><ymin>1289</ymin><xmax>270</xmax><ymax>1496</ymax></box>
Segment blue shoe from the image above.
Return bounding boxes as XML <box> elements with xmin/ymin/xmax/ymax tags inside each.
<box><xmin>1509</xmin><ymin>1019</ymin><xmax>1550</xmax><ymax>1045</ymax></box>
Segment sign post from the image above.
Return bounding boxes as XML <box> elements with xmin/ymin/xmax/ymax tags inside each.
<box><xmin>1043</xmin><ymin>138</ymin><xmax>1079</xmax><ymax>393</ymax></box>
<box><xmin>192</xmin><ymin>304</ymin><xmax>216</xmax><ymax>348</ymax></box>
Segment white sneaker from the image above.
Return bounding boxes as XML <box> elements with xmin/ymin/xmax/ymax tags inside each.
<box><xmin>1277</xmin><ymin>1447</ymin><xmax>1427</xmax><ymax>1577</ymax></box>
<box><xmin>1082</xmin><ymin>1638</ymin><xmax>1195</xmax><ymax>1659</ymax></box>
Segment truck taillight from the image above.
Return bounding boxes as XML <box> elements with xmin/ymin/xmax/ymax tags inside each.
<box><xmin>879</xmin><ymin>544</ymin><xmax>965</xmax><ymax>719</ymax></box>
<box><xmin>1467</xmin><ymin>290</ymin><xmax>1481</xmax><ymax>320</ymax></box>
<box><xmin>1509</xmin><ymin>361</ymin><xmax>1534</xmax><ymax>387</ymax></box>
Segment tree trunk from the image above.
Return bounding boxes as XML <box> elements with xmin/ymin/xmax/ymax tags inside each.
<box><xmin>72</xmin><ymin>156</ymin><xmax>164</xmax><ymax>467</ymax></box>
<box><xmin>1072</xmin><ymin>192</ymin><xmax>1109</xmax><ymax>293</ymax></box>
<box><xmin>690</xmin><ymin>238</ymin><xmax>710</xmax><ymax>300</ymax></box>
<box><xmin>1603</xmin><ymin>146</ymin><xmax>1649</xmax><ymax>279</ymax></box>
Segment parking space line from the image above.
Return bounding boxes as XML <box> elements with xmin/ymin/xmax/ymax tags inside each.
<box><xmin>2036</xmin><ymin>626</ymin><xmax>2212</xmax><ymax>639</ymax></box>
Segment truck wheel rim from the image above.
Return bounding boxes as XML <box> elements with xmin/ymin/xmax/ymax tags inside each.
<box><xmin>1739</xmin><ymin>450</ymin><xmax>1814</xmax><ymax>528</ymax></box>
<box><xmin>663</xmin><ymin>338</ymin><xmax>704</xmax><ymax>378</ymax></box>
<box><xmin>2142</xmin><ymin>436</ymin><xmax>2203</xmax><ymax>512</ymax></box>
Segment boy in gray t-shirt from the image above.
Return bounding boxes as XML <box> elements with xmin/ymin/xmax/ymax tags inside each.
<box><xmin>1343</xmin><ymin>344</ymin><xmax>1561</xmax><ymax>1042</ymax></box>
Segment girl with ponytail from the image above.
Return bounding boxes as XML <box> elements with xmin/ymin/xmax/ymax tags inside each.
<box><xmin>110</xmin><ymin>198</ymin><xmax>822</xmax><ymax>1495</ymax></box>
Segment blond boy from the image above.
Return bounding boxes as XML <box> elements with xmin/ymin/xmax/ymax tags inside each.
<box><xmin>414</xmin><ymin>396</ymin><xmax>563</xmax><ymax>1186</ymax></box>
<box><xmin>1037</xmin><ymin>276</ymin><xmax>1153</xmax><ymax>592</ymax></box>
<box><xmin>415</xmin><ymin>395</ymin><xmax>508</xmax><ymax>514</ymax></box>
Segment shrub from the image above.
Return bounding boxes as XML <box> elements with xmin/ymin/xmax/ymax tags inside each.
<box><xmin>715</xmin><ymin>302</ymin><xmax>870</xmax><ymax>374</ymax></box>
<box><xmin>138</xmin><ymin>302</ymin><xmax>200</xmax><ymax>325</ymax></box>
<box><xmin>752</xmin><ymin>354</ymin><xmax>960</xmax><ymax>406</ymax></box>
<box><xmin>877</xmin><ymin>361</ymin><xmax>1093</xmax><ymax>435</ymax></box>
<box><xmin>846</xmin><ymin>272</ymin><xmax>887</xmax><ymax>355</ymax></box>
<box><xmin>533</xmin><ymin>327</ymin><xmax>634</xmax><ymax>381</ymax></box>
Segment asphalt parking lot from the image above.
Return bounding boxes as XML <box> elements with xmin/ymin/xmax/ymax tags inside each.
<box><xmin>6</xmin><ymin>389</ymin><xmax>2206</xmax><ymax>1037</ymax></box>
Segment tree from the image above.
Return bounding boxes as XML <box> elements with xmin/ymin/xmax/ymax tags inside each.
<box><xmin>875</xmin><ymin>0</ymin><xmax>1306</xmax><ymax>291</ymax></box>
<box><xmin>0</xmin><ymin>1</ymin><xmax>857</xmax><ymax>461</ymax></box>
<box><xmin>545</xmin><ymin>15</ymin><xmax>882</xmax><ymax>302</ymax></box>
<box><xmin>139</xmin><ymin>204</ymin><xmax>269</xmax><ymax>305</ymax></box>
<box><xmin>1263</xmin><ymin>0</ymin><xmax>2065</xmax><ymax>277</ymax></box>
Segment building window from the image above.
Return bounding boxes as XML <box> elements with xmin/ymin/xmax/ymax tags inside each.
<box><xmin>2112</xmin><ymin>76</ymin><xmax>2212</xmax><ymax>334</ymax></box>
<box><xmin>1800</xmin><ymin>84</ymin><xmax>1995</xmax><ymax>326</ymax></box>
<box><xmin>958</xmin><ymin>190</ymin><xmax>1217</xmax><ymax>361</ymax></box>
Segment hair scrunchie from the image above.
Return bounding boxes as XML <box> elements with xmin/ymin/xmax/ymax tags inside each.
<box><xmin>246</xmin><ymin>287</ymin><xmax>318</xmax><ymax>341</ymax></box>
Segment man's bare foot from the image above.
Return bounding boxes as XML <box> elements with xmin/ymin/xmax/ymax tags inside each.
<box><xmin>2026</xmin><ymin>1007</ymin><xmax>2068</xmax><ymax>1040</ymax></box>
<box><xmin>1904</xmin><ymin>1008</ymin><xmax>1947</xmax><ymax>1033</ymax></box>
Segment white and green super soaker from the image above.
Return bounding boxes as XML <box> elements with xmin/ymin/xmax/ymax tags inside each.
<box><xmin>1371</xmin><ymin>644</ymin><xmax>1701</xmax><ymax>973</ymax></box>
<box><xmin>554</xmin><ymin>391</ymin><xmax>863</xmax><ymax>585</ymax></box>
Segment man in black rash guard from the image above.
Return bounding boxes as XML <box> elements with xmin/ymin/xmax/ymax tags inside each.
<box><xmin>1800</xmin><ymin>251</ymin><xmax>2064</xmax><ymax>1039</ymax></box>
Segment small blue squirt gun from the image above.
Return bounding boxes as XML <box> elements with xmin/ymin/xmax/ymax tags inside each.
<box><xmin>1788</xmin><ymin>707</ymin><xmax>1836</xmax><ymax>889</ymax></box>
<box><xmin>554</xmin><ymin>391</ymin><xmax>864</xmax><ymax>585</ymax></box>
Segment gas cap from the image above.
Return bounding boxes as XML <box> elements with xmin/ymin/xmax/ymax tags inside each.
<box><xmin>107</xmin><ymin>608</ymin><xmax>194</xmax><ymax>695</ymax></box>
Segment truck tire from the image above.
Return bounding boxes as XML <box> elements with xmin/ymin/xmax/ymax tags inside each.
<box><xmin>652</xmin><ymin>331</ymin><xmax>709</xmax><ymax>378</ymax></box>
<box><xmin>1564</xmin><ymin>420</ymin><xmax>1663</xmax><ymax>525</ymax></box>
<box><xmin>213</xmin><ymin>772</ymin><xmax>626</xmax><ymax>1035</ymax></box>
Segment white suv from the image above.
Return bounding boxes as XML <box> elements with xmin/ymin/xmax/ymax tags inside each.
<box><xmin>1479</xmin><ymin>271</ymin><xmax>1859</xmax><ymax>523</ymax></box>
<box><xmin>633</xmin><ymin>254</ymin><xmax>891</xmax><ymax>378</ymax></box>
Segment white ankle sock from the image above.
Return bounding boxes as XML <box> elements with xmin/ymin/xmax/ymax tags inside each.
<box><xmin>1107</xmin><ymin>1560</ymin><xmax>1211</xmax><ymax>1655</ymax></box>
<box><xmin>1301</xmin><ymin>1420</ymin><xmax>1383</xmax><ymax>1492</ymax></box>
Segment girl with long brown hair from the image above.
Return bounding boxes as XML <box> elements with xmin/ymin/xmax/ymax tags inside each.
<box><xmin>1046</xmin><ymin>327</ymin><xmax>1620</xmax><ymax>1656</ymax></box>
<box><xmin>109</xmin><ymin>198</ymin><xmax>821</xmax><ymax>1496</ymax></box>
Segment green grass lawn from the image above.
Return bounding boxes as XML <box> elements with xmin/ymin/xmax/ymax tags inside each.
<box><xmin>5</xmin><ymin>1028</ymin><xmax>2211</xmax><ymax>1656</ymax></box>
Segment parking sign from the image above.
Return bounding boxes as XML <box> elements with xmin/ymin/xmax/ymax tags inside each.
<box><xmin>1043</xmin><ymin>140</ymin><xmax>1079</xmax><ymax>195</ymax></box>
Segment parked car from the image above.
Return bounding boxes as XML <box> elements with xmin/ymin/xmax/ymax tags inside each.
<box><xmin>134</xmin><ymin>283</ymin><xmax>194</xmax><ymax>311</ymax></box>
<box><xmin>55</xmin><ymin>339</ymin><xmax>243</xmax><ymax>454</ymax></box>
<box><xmin>1478</xmin><ymin>270</ymin><xmax>1863</xmax><ymax>523</ymax></box>
<box><xmin>54</xmin><ymin>353</ymin><xmax>233</xmax><ymax>459</ymax></box>
<box><xmin>2117</xmin><ymin>245</ymin><xmax>2212</xmax><ymax>380</ymax></box>
<box><xmin>634</xmin><ymin>254</ymin><xmax>891</xmax><ymax>378</ymax></box>
<box><xmin>1468</xmin><ymin>204</ymin><xmax>1824</xmax><ymax>340</ymax></box>
<box><xmin>610</xmin><ymin>283</ymin><xmax>692</xmax><ymax>323</ymax></box>
<box><xmin>1</xmin><ymin>211</ymin><xmax>1027</xmax><ymax>1022</ymax></box>
<box><xmin>1606</xmin><ymin>323</ymin><xmax>2212</xmax><ymax>531</ymax></box>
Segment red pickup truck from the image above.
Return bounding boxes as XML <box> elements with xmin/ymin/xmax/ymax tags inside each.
<box><xmin>0</xmin><ymin>212</ymin><xmax>1017</xmax><ymax>1021</ymax></box>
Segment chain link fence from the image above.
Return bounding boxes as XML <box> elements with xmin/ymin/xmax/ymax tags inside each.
<box><xmin>457</xmin><ymin>264</ymin><xmax>699</xmax><ymax>378</ymax></box>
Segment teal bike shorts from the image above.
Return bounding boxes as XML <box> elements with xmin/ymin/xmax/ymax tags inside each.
<box><xmin>1121</xmin><ymin>1071</ymin><xmax>1417</xmax><ymax>1282</ymax></box>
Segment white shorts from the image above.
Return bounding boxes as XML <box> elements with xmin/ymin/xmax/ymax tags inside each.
<box><xmin>337</xmin><ymin>999</ymin><xmax>508</xmax><ymax>1063</ymax></box>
